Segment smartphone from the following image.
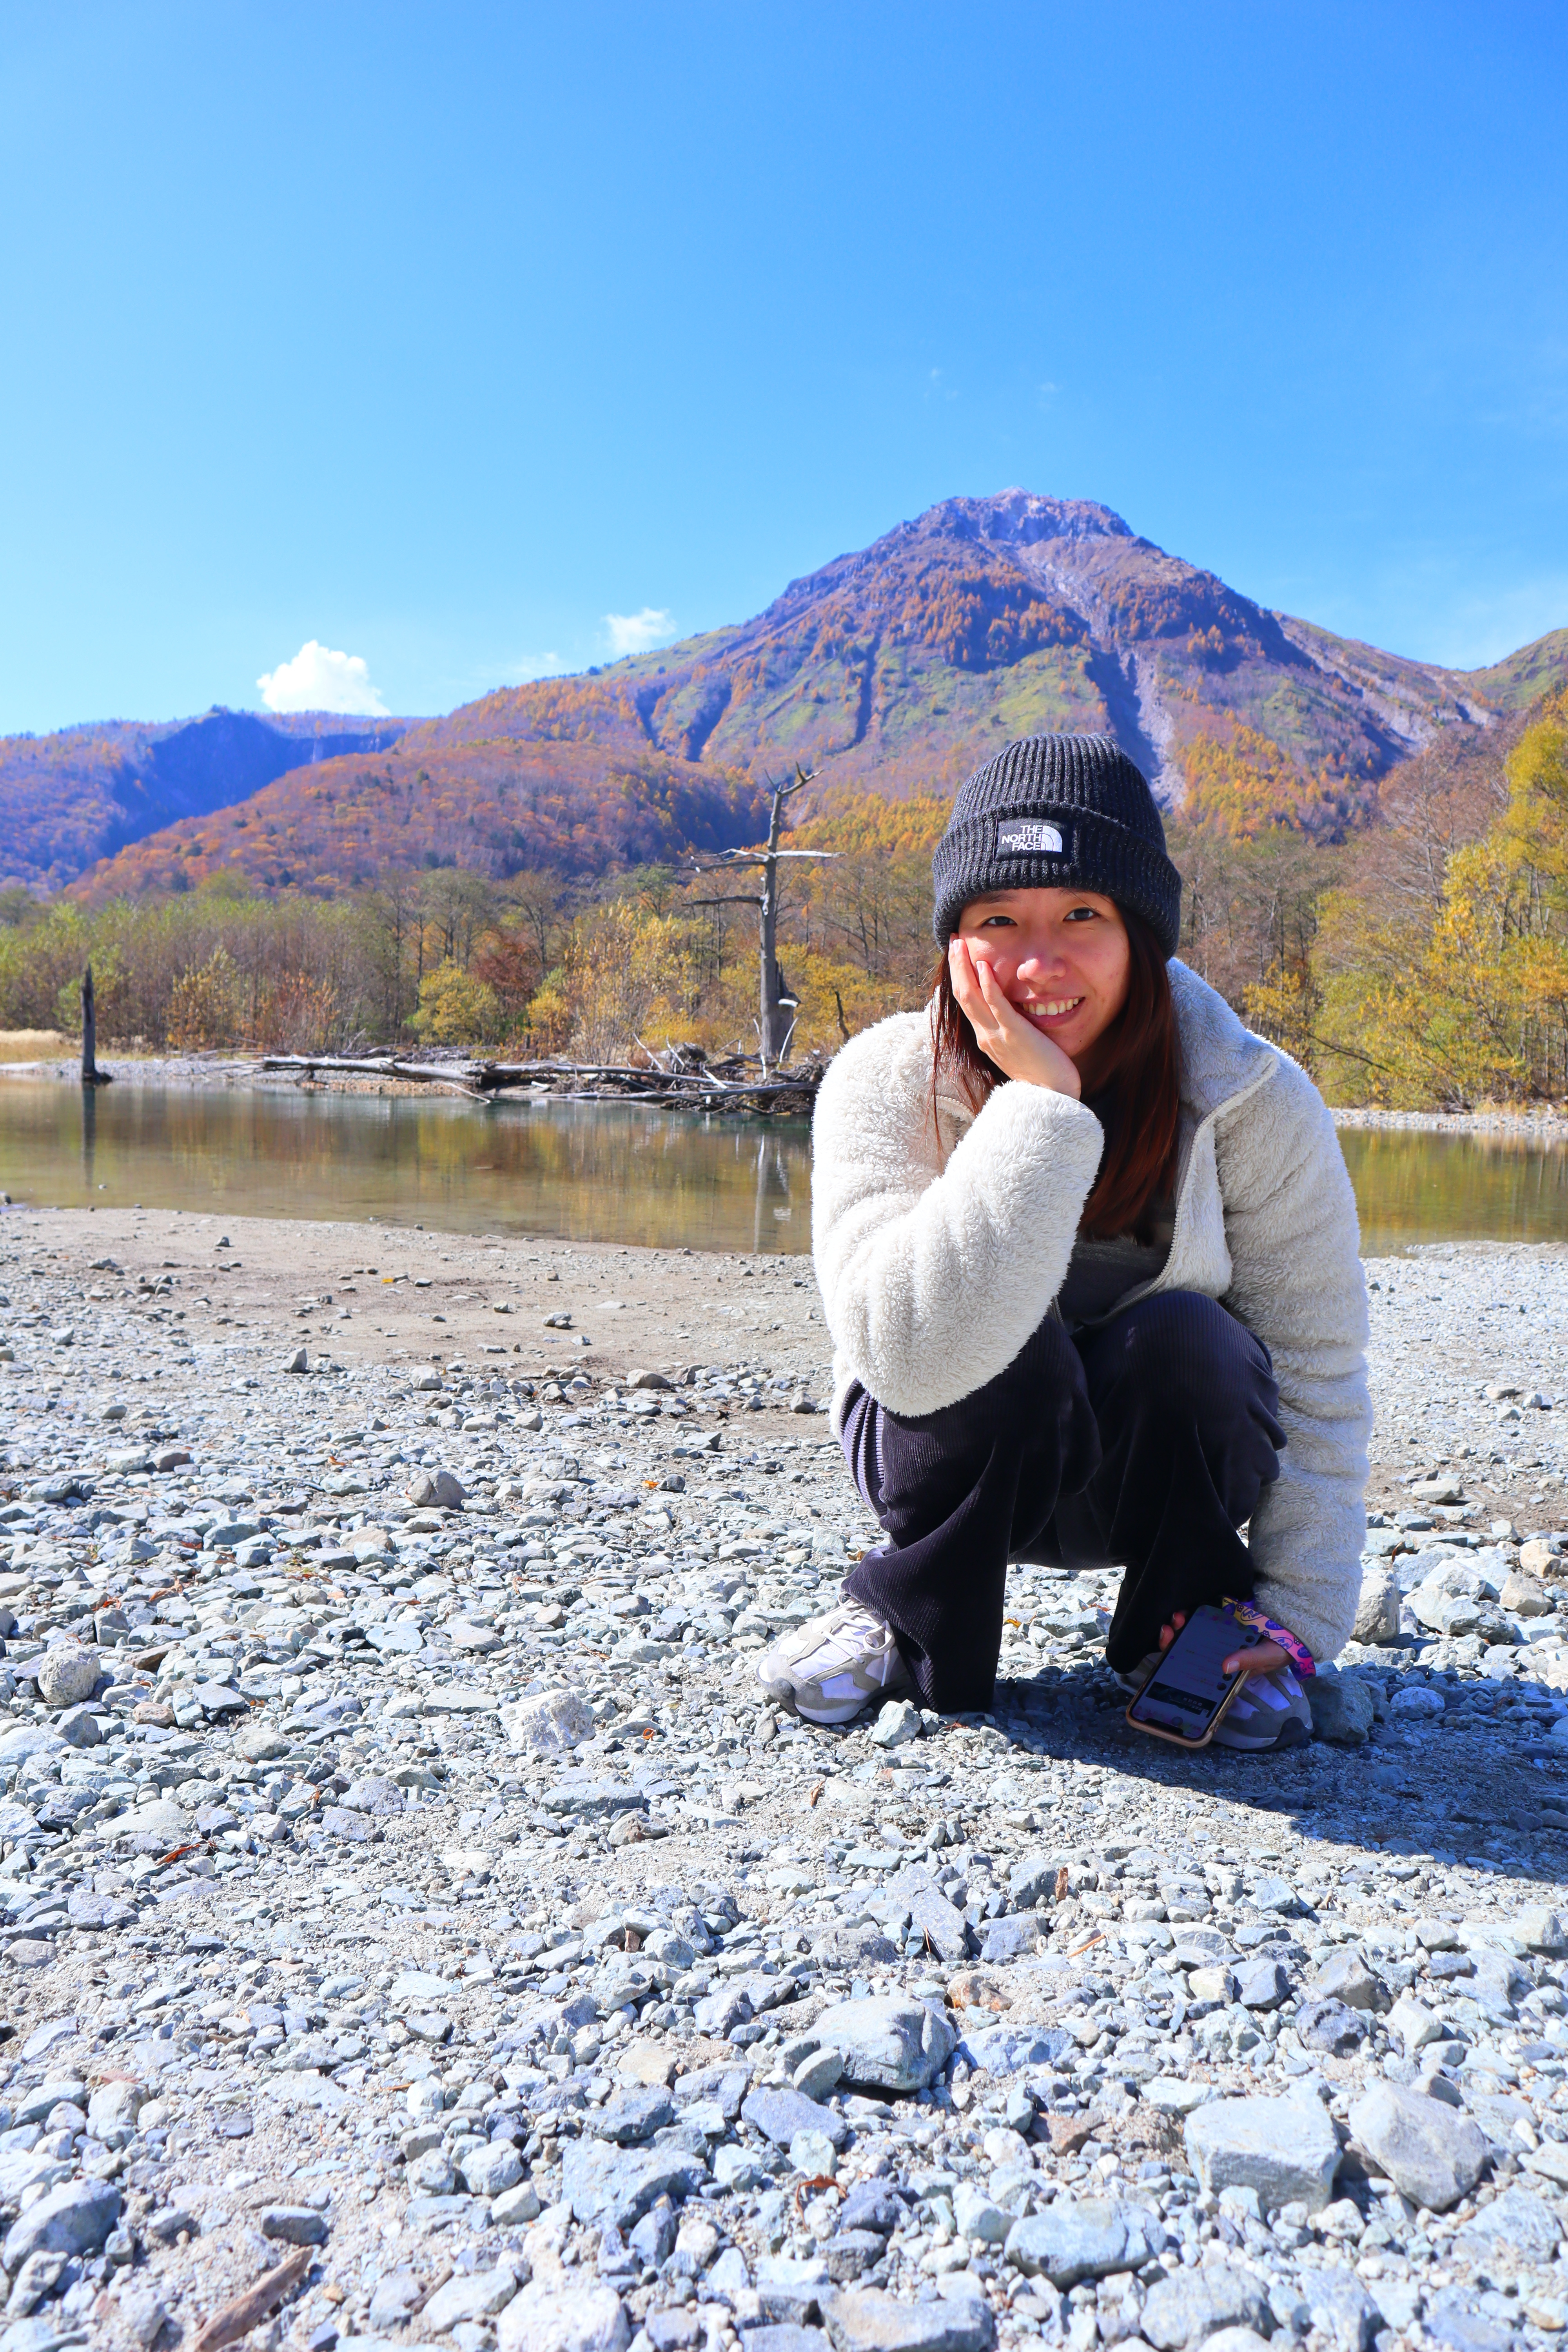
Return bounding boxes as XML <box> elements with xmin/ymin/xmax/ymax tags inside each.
<box><xmin>1125</xmin><ymin>1604</ymin><xmax>1253</xmax><ymax>1749</ymax></box>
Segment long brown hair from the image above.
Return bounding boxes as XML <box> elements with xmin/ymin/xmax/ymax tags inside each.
<box><xmin>931</xmin><ymin>905</ymin><xmax>1181</xmax><ymax>1240</ymax></box>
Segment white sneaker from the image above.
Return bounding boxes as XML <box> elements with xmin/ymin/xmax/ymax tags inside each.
<box><xmin>757</xmin><ymin>1598</ymin><xmax>913</xmax><ymax>1726</ymax></box>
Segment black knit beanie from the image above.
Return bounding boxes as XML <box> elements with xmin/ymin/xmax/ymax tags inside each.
<box><xmin>931</xmin><ymin>733</ymin><xmax>1181</xmax><ymax>957</ymax></box>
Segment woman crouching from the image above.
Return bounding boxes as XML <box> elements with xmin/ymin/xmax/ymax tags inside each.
<box><xmin>758</xmin><ymin>732</ymin><xmax>1370</xmax><ymax>1753</ymax></box>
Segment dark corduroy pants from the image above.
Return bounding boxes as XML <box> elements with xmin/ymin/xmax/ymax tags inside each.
<box><xmin>838</xmin><ymin>1289</ymin><xmax>1285</xmax><ymax>1713</ymax></box>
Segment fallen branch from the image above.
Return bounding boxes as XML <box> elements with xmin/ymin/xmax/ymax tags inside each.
<box><xmin>259</xmin><ymin>1054</ymin><xmax>484</xmax><ymax>1098</ymax></box>
<box><xmin>192</xmin><ymin>2245</ymin><xmax>315</xmax><ymax>2352</ymax></box>
<box><xmin>259</xmin><ymin>1049</ymin><xmax>824</xmax><ymax>1112</ymax></box>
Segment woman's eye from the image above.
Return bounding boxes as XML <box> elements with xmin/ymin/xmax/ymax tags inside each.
<box><xmin>1063</xmin><ymin>906</ymin><xmax>1099</xmax><ymax>923</ymax></box>
<box><xmin>979</xmin><ymin>915</ymin><xmax>1015</xmax><ymax>929</ymax></box>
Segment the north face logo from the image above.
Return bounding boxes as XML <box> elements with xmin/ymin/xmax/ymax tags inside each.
<box><xmin>995</xmin><ymin>818</ymin><xmax>1065</xmax><ymax>856</ymax></box>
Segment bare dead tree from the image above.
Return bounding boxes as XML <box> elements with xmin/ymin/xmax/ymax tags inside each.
<box><xmin>81</xmin><ymin>964</ymin><xmax>112</xmax><ymax>1087</ymax></box>
<box><xmin>684</xmin><ymin>766</ymin><xmax>838</xmax><ymax>1071</ymax></box>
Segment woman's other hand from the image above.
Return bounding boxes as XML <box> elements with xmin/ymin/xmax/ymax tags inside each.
<box><xmin>948</xmin><ymin>938</ymin><xmax>1082</xmax><ymax>1097</ymax></box>
<box><xmin>1157</xmin><ymin>1610</ymin><xmax>1293</xmax><ymax>1679</ymax></box>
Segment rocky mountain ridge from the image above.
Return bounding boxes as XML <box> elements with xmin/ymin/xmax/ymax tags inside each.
<box><xmin>13</xmin><ymin>493</ymin><xmax>1568</xmax><ymax>899</ymax></box>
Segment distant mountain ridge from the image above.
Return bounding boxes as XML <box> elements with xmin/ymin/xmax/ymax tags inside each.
<box><xmin>14</xmin><ymin>491</ymin><xmax>1568</xmax><ymax>900</ymax></box>
<box><xmin>0</xmin><ymin>708</ymin><xmax>410</xmax><ymax>891</ymax></box>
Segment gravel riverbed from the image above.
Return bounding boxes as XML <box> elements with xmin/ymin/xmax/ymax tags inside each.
<box><xmin>2</xmin><ymin>1210</ymin><xmax>1568</xmax><ymax>2352</ymax></box>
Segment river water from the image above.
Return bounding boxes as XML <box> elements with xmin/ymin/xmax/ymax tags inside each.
<box><xmin>2</xmin><ymin>1080</ymin><xmax>1568</xmax><ymax>1259</ymax></box>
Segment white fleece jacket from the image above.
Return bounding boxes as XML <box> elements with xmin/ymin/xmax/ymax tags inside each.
<box><xmin>810</xmin><ymin>960</ymin><xmax>1371</xmax><ymax>1662</ymax></box>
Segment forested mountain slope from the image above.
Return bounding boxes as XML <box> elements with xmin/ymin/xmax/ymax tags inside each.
<box><xmin>33</xmin><ymin>491</ymin><xmax>1568</xmax><ymax>902</ymax></box>
<box><xmin>0</xmin><ymin>708</ymin><xmax>409</xmax><ymax>891</ymax></box>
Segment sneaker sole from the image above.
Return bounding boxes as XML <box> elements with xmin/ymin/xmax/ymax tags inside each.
<box><xmin>758</xmin><ymin>1671</ymin><xmax>890</xmax><ymax>1728</ymax></box>
<box><xmin>1212</xmin><ymin>1712</ymin><xmax>1310</xmax><ymax>1753</ymax></box>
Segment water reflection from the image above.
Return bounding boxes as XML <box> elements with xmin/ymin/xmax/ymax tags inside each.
<box><xmin>1338</xmin><ymin>1127</ymin><xmax>1568</xmax><ymax>1256</ymax></box>
<box><xmin>4</xmin><ymin>1078</ymin><xmax>1568</xmax><ymax>1259</ymax></box>
<box><xmin>0</xmin><ymin>1080</ymin><xmax>815</xmax><ymax>1255</ymax></box>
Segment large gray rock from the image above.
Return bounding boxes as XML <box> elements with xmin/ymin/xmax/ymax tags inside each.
<box><xmin>756</xmin><ymin>2256</ymin><xmax>831</xmax><ymax>2326</ymax></box>
<box><xmin>1311</xmin><ymin>1949</ymin><xmax>1387</xmax><ymax>2011</ymax></box>
<box><xmin>884</xmin><ymin>1865</ymin><xmax>969</xmax><ymax>1963</ymax></box>
<box><xmin>3</xmin><ymin>2180</ymin><xmax>121</xmax><ymax>2270</ymax></box>
<box><xmin>1307</xmin><ymin>1668</ymin><xmax>1377</xmax><ymax>1746</ymax></box>
<box><xmin>1002</xmin><ymin>2197</ymin><xmax>1165</xmax><ymax>2287</ymax></box>
<box><xmin>0</xmin><ymin>1727</ymin><xmax>63</xmax><ymax>1766</ymax></box>
<box><xmin>86</xmin><ymin>2080</ymin><xmax>146</xmax><ymax>2138</ymax></box>
<box><xmin>319</xmin><ymin>1806</ymin><xmax>377</xmax><ymax>1844</ymax></box>
<box><xmin>1348</xmin><ymin>2082</ymin><xmax>1488</xmax><ymax>2212</ymax></box>
<box><xmin>1515</xmin><ymin>1905</ymin><xmax>1568</xmax><ymax>1956</ymax></box>
<box><xmin>822</xmin><ymin>2286</ymin><xmax>995</xmax><ymax>2352</ymax></box>
<box><xmin>742</xmin><ymin>2087</ymin><xmax>852</xmax><ymax>2151</ymax></box>
<box><xmin>544</xmin><ymin>1779</ymin><xmax>646</xmax><ymax>1818</ymax></box>
<box><xmin>1452</xmin><ymin>2185</ymin><xmax>1561</xmax><ymax>2273</ymax></box>
<box><xmin>35</xmin><ymin>1646</ymin><xmax>99</xmax><ymax>1708</ymax></box>
<box><xmin>561</xmin><ymin>2137</ymin><xmax>707</xmax><ymax>2229</ymax></box>
<box><xmin>1009</xmin><ymin>1851</ymin><xmax>1066</xmax><ymax>1909</ymax></box>
<box><xmin>955</xmin><ymin>2022</ymin><xmax>1074</xmax><ymax>2076</ymax></box>
<box><xmin>979</xmin><ymin>1916</ymin><xmax>1044</xmax><ymax>1965</ymax></box>
<box><xmin>1302</xmin><ymin>2274</ymin><xmax>1381</xmax><ymax>2352</ymax></box>
<box><xmin>460</xmin><ymin>2141</ymin><xmax>526</xmax><ymax>2197</ymax></box>
<box><xmin>813</xmin><ymin>1997</ymin><xmax>955</xmax><ymax>2093</ymax></box>
<box><xmin>341</xmin><ymin>1775</ymin><xmax>405</xmax><ymax>1817</ymax></box>
<box><xmin>820</xmin><ymin>2231</ymin><xmax>885</xmax><ymax>2283</ymax></box>
<box><xmin>869</xmin><ymin>1700</ymin><xmax>922</xmax><ymax>1750</ymax></box>
<box><xmin>1352</xmin><ymin>1566</ymin><xmax>1401</xmax><ymax>1645</ymax></box>
<box><xmin>591</xmin><ymin>2088</ymin><xmax>675</xmax><ymax>2145</ymax></box>
<box><xmin>1423</xmin><ymin>2289</ymin><xmax>1514</xmax><ymax>2352</ymax></box>
<box><xmin>426</xmin><ymin>2270</ymin><xmax>525</xmax><ymax>2332</ymax></box>
<box><xmin>1140</xmin><ymin>2265</ymin><xmax>1275</xmax><ymax>2350</ymax></box>
<box><xmin>695</xmin><ymin>1986</ymin><xmax>755</xmax><ymax>2040</ymax></box>
<box><xmin>234</xmin><ymin>1723</ymin><xmax>290</xmax><ymax>1762</ymax></box>
<box><xmin>673</xmin><ymin>2063</ymin><xmax>751</xmax><ymax>2123</ymax></box>
<box><xmin>498</xmin><ymin>2283</ymin><xmax>630</xmax><ymax>2352</ymax></box>
<box><xmin>1294</xmin><ymin>1998</ymin><xmax>1368</xmax><ymax>2055</ymax></box>
<box><xmin>260</xmin><ymin>2207</ymin><xmax>328</xmax><ymax>2245</ymax></box>
<box><xmin>1233</xmin><ymin>1957</ymin><xmax>1292</xmax><ymax>2011</ymax></box>
<box><xmin>108</xmin><ymin>1797</ymin><xmax>189</xmax><ymax>1847</ymax></box>
<box><xmin>1247</xmin><ymin>1875</ymin><xmax>1306</xmax><ymax>1916</ymax></box>
<box><xmin>1185</xmin><ymin>2093</ymin><xmax>1340</xmax><ymax>2213</ymax></box>
<box><xmin>407</xmin><ymin>1467</ymin><xmax>466</xmax><ymax>1509</ymax></box>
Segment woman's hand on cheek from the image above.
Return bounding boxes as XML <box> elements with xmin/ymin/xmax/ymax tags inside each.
<box><xmin>949</xmin><ymin>940</ymin><xmax>1081</xmax><ymax>1097</ymax></box>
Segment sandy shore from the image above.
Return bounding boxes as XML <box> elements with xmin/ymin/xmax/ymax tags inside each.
<box><xmin>9</xmin><ymin>1205</ymin><xmax>833</xmax><ymax>1404</ymax></box>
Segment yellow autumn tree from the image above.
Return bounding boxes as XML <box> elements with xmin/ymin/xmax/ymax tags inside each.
<box><xmin>409</xmin><ymin>959</ymin><xmax>503</xmax><ymax>1047</ymax></box>
<box><xmin>1307</xmin><ymin>691</ymin><xmax>1568</xmax><ymax>1106</ymax></box>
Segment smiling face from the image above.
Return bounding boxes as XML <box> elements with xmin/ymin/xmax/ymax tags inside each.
<box><xmin>953</xmin><ymin>886</ymin><xmax>1132</xmax><ymax>1080</ymax></box>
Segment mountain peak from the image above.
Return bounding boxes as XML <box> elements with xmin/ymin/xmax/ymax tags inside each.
<box><xmin>914</xmin><ymin>487</ymin><xmax>1137</xmax><ymax>549</ymax></box>
<box><xmin>15</xmin><ymin>492</ymin><xmax>1568</xmax><ymax>900</ymax></box>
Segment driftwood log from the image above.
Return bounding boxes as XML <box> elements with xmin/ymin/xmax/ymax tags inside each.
<box><xmin>258</xmin><ymin>1049</ymin><xmax>825</xmax><ymax>1114</ymax></box>
<box><xmin>191</xmin><ymin>2245</ymin><xmax>315</xmax><ymax>2352</ymax></box>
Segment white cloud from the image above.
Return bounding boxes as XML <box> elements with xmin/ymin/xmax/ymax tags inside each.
<box><xmin>603</xmin><ymin>607</ymin><xmax>676</xmax><ymax>658</ymax></box>
<box><xmin>257</xmin><ymin>639</ymin><xmax>389</xmax><ymax>716</ymax></box>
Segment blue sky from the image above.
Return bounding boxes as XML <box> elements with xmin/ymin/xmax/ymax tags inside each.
<box><xmin>2</xmin><ymin>0</ymin><xmax>1565</xmax><ymax>732</ymax></box>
